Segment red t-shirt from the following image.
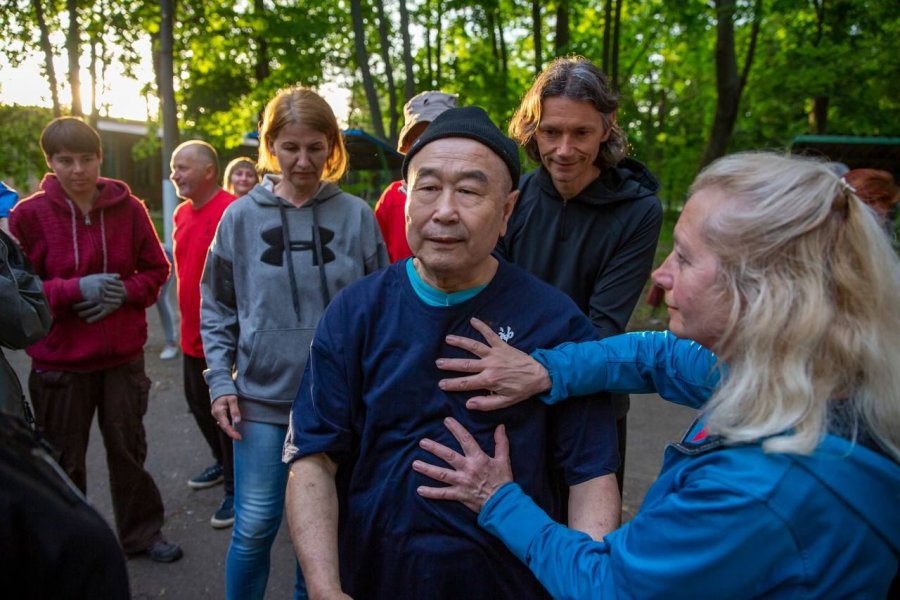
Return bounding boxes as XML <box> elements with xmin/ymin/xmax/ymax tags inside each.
<box><xmin>374</xmin><ymin>180</ymin><xmax>412</xmax><ymax>263</ymax></box>
<box><xmin>172</xmin><ymin>188</ymin><xmax>236</xmax><ymax>357</ymax></box>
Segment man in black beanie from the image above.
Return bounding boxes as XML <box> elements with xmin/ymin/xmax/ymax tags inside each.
<box><xmin>285</xmin><ymin>106</ymin><xmax>619</xmax><ymax>599</ymax></box>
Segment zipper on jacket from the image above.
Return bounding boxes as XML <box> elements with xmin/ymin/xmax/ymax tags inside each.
<box><xmin>83</xmin><ymin>213</ymin><xmax>91</xmax><ymax>225</ymax></box>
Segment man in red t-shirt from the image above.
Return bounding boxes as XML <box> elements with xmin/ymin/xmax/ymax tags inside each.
<box><xmin>170</xmin><ymin>140</ymin><xmax>238</xmax><ymax>528</ymax></box>
<box><xmin>374</xmin><ymin>91</ymin><xmax>457</xmax><ymax>262</ymax></box>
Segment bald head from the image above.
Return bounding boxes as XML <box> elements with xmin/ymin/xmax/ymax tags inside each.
<box><xmin>170</xmin><ymin>140</ymin><xmax>221</xmax><ymax>205</ymax></box>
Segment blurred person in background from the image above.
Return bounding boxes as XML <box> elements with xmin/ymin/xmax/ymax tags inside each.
<box><xmin>374</xmin><ymin>90</ymin><xmax>457</xmax><ymax>262</ymax></box>
<box><xmin>844</xmin><ymin>168</ymin><xmax>899</xmax><ymax>242</ymax></box>
<box><xmin>170</xmin><ymin>139</ymin><xmax>238</xmax><ymax>528</ymax></box>
<box><xmin>223</xmin><ymin>156</ymin><xmax>259</xmax><ymax>198</ymax></box>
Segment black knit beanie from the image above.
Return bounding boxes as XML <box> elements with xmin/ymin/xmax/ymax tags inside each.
<box><xmin>402</xmin><ymin>106</ymin><xmax>521</xmax><ymax>190</ymax></box>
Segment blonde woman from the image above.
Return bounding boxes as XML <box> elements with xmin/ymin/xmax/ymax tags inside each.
<box><xmin>413</xmin><ymin>152</ymin><xmax>900</xmax><ymax>598</ymax></box>
<box><xmin>223</xmin><ymin>156</ymin><xmax>259</xmax><ymax>197</ymax></box>
<box><xmin>201</xmin><ymin>86</ymin><xmax>388</xmax><ymax>599</ymax></box>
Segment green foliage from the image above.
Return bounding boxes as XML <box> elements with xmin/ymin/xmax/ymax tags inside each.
<box><xmin>1</xmin><ymin>0</ymin><xmax>897</xmax><ymax>207</ymax></box>
<box><xmin>172</xmin><ymin>0</ymin><xmax>348</xmax><ymax>151</ymax></box>
<box><xmin>0</xmin><ymin>104</ymin><xmax>53</xmax><ymax>189</ymax></box>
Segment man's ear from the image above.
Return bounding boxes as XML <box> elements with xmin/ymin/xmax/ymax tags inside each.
<box><xmin>600</xmin><ymin>111</ymin><xmax>617</xmax><ymax>143</ymax></box>
<box><xmin>498</xmin><ymin>189</ymin><xmax>519</xmax><ymax>237</ymax></box>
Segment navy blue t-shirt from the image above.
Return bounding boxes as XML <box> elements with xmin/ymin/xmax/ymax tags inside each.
<box><xmin>286</xmin><ymin>259</ymin><xmax>618</xmax><ymax>599</ymax></box>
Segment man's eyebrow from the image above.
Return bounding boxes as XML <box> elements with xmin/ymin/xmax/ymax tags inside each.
<box><xmin>415</xmin><ymin>166</ymin><xmax>490</xmax><ymax>184</ymax></box>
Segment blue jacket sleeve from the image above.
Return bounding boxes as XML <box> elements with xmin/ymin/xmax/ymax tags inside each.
<box><xmin>532</xmin><ymin>331</ymin><xmax>722</xmax><ymax>409</ymax></box>
<box><xmin>480</xmin><ymin>468</ymin><xmax>801</xmax><ymax>599</ymax></box>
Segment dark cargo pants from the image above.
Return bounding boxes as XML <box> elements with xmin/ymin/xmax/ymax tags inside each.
<box><xmin>29</xmin><ymin>356</ymin><xmax>165</xmax><ymax>554</ymax></box>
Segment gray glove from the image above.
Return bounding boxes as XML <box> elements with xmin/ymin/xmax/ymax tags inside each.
<box><xmin>73</xmin><ymin>275</ymin><xmax>127</xmax><ymax>323</ymax></box>
<box><xmin>78</xmin><ymin>273</ymin><xmax>121</xmax><ymax>304</ymax></box>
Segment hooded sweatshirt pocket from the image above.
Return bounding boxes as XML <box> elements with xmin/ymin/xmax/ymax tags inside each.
<box><xmin>238</xmin><ymin>328</ymin><xmax>315</xmax><ymax>403</ymax></box>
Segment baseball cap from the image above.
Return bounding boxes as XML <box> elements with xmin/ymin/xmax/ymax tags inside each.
<box><xmin>397</xmin><ymin>91</ymin><xmax>458</xmax><ymax>153</ymax></box>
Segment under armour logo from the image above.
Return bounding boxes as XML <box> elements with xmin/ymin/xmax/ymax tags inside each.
<box><xmin>497</xmin><ymin>326</ymin><xmax>515</xmax><ymax>342</ymax></box>
<box><xmin>260</xmin><ymin>225</ymin><xmax>335</xmax><ymax>266</ymax></box>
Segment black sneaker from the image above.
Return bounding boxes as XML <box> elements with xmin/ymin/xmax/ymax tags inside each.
<box><xmin>210</xmin><ymin>494</ymin><xmax>235</xmax><ymax>529</ymax></box>
<box><xmin>188</xmin><ymin>463</ymin><xmax>224</xmax><ymax>489</ymax></box>
<box><xmin>145</xmin><ymin>539</ymin><xmax>183</xmax><ymax>563</ymax></box>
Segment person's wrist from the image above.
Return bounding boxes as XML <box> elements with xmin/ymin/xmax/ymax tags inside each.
<box><xmin>526</xmin><ymin>362</ymin><xmax>552</xmax><ymax>397</ymax></box>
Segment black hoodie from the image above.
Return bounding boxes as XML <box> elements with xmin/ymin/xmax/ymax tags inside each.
<box><xmin>496</xmin><ymin>158</ymin><xmax>663</xmax><ymax>340</ymax></box>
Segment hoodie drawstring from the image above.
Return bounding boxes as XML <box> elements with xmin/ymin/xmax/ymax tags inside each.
<box><xmin>65</xmin><ymin>199</ymin><xmax>80</xmax><ymax>270</ymax></box>
<box><xmin>65</xmin><ymin>198</ymin><xmax>109</xmax><ymax>273</ymax></box>
<box><xmin>99</xmin><ymin>209</ymin><xmax>108</xmax><ymax>273</ymax></box>
<box><xmin>311</xmin><ymin>200</ymin><xmax>331</xmax><ymax>307</ymax></box>
<box><xmin>279</xmin><ymin>203</ymin><xmax>303</xmax><ymax>321</ymax></box>
<box><xmin>278</xmin><ymin>201</ymin><xmax>332</xmax><ymax>323</ymax></box>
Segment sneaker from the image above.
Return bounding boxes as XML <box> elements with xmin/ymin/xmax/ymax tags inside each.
<box><xmin>146</xmin><ymin>538</ymin><xmax>183</xmax><ymax>563</ymax></box>
<box><xmin>188</xmin><ymin>463</ymin><xmax>223</xmax><ymax>489</ymax></box>
<box><xmin>159</xmin><ymin>344</ymin><xmax>179</xmax><ymax>360</ymax></box>
<box><xmin>210</xmin><ymin>494</ymin><xmax>235</xmax><ymax>529</ymax></box>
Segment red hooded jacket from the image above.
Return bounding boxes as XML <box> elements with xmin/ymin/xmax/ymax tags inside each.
<box><xmin>10</xmin><ymin>174</ymin><xmax>169</xmax><ymax>371</ymax></box>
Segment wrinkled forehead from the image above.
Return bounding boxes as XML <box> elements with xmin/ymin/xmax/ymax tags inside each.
<box><xmin>408</xmin><ymin>137</ymin><xmax>510</xmax><ymax>187</ymax></box>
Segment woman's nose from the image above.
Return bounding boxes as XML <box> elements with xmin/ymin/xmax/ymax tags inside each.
<box><xmin>651</xmin><ymin>253</ymin><xmax>674</xmax><ymax>289</ymax></box>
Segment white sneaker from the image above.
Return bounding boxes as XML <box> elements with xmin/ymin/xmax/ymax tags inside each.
<box><xmin>159</xmin><ymin>344</ymin><xmax>179</xmax><ymax>360</ymax></box>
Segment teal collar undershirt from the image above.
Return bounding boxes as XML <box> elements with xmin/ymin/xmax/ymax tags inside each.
<box><xmin>405</xmin><ymin>258</ymin><xmax>488</xmax><ymax>307</ymax></box>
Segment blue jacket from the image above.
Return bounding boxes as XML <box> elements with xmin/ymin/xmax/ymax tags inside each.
<box><xmin>479</xmin><ymin>331</ymin><xmax>900</xmax><ymax>599</ymax></box>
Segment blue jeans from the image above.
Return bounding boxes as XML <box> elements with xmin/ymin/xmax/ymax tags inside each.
<box><xmin>226</xmin><ymin>420</ymin><xmax>307</xmax><ymax>600</ymax></box>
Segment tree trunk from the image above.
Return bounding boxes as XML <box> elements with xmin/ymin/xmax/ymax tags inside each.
<box><xmin>66</xmin><ymin>0</ymin><xmax>82</xmax><ymax>116</ymax></box>
<box><xmin>398</xmin><ymin>0</ymin><xmax>415</xmax><ymax>100</ymax></box>
<box><xmin>254</xmin><ymin>0</ymin><xmax>269</xmax><ymax>82</ymax></box>
<box><xmin>555</xmin><ymin>0</ymin><xmax>569</xmax><ymax>56</ymax></box>
<box><xmin>812</xmin><ymin>95</ymin><xmax>829</xmax><ymax>134</ymax></box>
<box><xmin>32</xmin><ymin>0</ymin><xmax>61</xmax><ymax>117</ymax></box>
<box><xmin>158</xmin><ymin>0</ymin><xmax>180</xmax><ymax>246</ymax></box>
<box><xmin>88</xmin><ymin>38</ymin><xmax>98</xmax><ymax>125</ymax></box>
<box><xmin>699</xmin><ymin>0</ymin><xmax>762</xmax><ymax>168</ymax></box>
<box><xmin>497</xmin><ymin>7</ymin><xmax>509</xmax><ymax>81</ymax></box>
<box><xmin>350</xmin><ymin>0</ymin><xmax>386</xmax><ymax>140</ymax></box>
<box><xmin>374</xmin><ymin>0</ymin><xmax>398</xmax><ymax>143</ymax></box>
<box><xmin>531</xmin><ymin>0</ymin><xmax>542</xmax><ymax>75</ymax></box>
<box><xmin>425</xmin><ymin>4</ymin><xmax>434</xmax><ymax>88</ymax></box>
<box><xmin>612</xmin><ymin>0</ymin><xmax>623</xmax><ymax>88</ymax></box>
<box><xmin>809</xmin><ymin>0</ymin><xmax>827</xmax><ymax>133</ymax></box>
<box><xmin>435</xmin><ymin>0</ymin><xmax>443</xmax><ymax>87</ymax></box>
<box><xmin>488</xmin><ymin>9</ymin><xmax>499</xmax><ymax>72</ymax></box>
<box><xmin>602</xmin><ymin>0</ymin><xmax>612</xmax><ymax>73</ymax></box>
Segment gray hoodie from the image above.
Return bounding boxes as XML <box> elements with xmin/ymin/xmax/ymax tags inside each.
<box><xmin>201</xmin><ymin>176</ymin><xmax>389</xmax><ymax>424</ymax></box>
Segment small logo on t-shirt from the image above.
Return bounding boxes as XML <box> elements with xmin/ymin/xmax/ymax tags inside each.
<box><xmin>498</xmin><ymin>326</ymin><xmax>515</xmax><ymax>343</ymax></box>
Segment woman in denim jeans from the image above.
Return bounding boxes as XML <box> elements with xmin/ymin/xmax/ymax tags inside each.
<box><xmin>200</xmin><ymin>86</ymin><xmax>388</xmax><ymax>600</ymax></box>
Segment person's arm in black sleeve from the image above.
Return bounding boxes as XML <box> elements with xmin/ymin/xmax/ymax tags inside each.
<box><xmin>589</xmin><ymin>199</ymin><xmax>663</xmax><ymax>338</ymax></box>
<box><xmin>0</xmin><ymin>230</ymin><xmax>51</xmax><ymax>349</ymax></box>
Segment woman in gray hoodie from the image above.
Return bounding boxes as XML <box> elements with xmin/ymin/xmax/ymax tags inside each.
<box><xmin>201</xmin><ymin>86</ymin><xmax>389</xmax><ymax>600</ymax></box>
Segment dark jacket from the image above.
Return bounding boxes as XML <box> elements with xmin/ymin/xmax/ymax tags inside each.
<box><xmin>0</xmin><ymin>229</ymin><xmax>51</xmax><ymax>420</ymax></box>
<box><xmin>496</xmin><ymin>159</ymin><xmax>663</xmax><ymax>417</ymax></box>
<box><xmin>497</xmin><ymin>159</ymin><xmax>662</xmax><ymax>338</ymax></box>
<box><xmin>0</xmin><ymin>411</ymin><xmax>130</xmax><ymax>599</ymax></box>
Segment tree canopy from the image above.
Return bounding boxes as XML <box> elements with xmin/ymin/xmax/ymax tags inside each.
<box><xmin>1</xmin><ymin>0</ymin><xmax>897</xmax><ymax>205</ymax></box>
